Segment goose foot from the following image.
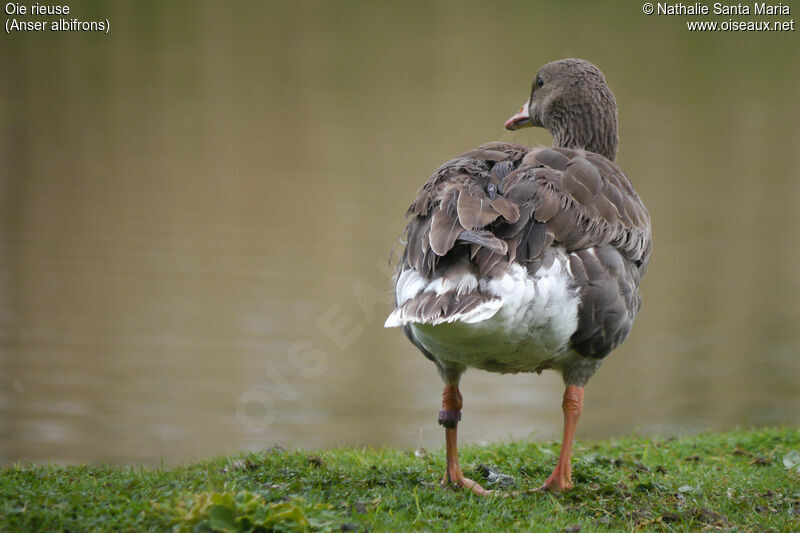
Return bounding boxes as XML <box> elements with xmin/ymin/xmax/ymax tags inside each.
<box><xmin>531</xmin><ymin>472</ymin><xmax>573</xmax><ymax>493</ymax></box>
<box><xmin>440</xmin><ymin>473</ymin><xmax>491</xmax><ymax>495</ymax></box>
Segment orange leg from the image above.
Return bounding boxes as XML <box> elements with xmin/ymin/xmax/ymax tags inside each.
<box><xmin>536</xmin><ymin>385</ymin><xmax>584</xmax><ymax>492</ymax></box>
<box><xmin>439</xmin><ymin>385</ymin><xmax>490</xmax><ymax>495</ymax></box>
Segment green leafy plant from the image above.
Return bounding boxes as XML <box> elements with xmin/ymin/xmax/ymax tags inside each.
<box><xmin>157</xmin><ymin>491</ymin><xmax>336</xmax><ymax>532</ymax></box>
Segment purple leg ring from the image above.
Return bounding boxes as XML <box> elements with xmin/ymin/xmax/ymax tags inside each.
<box><xmin>438</xmin><ymin>409</ymin><xmax>461</xmax><ymax>428</ymax></box>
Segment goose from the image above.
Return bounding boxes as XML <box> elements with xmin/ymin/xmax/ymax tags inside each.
<box><xmin>385</xmin><ymin>58</ymin><xmax>651</xmax><ymax>494</ymax></box>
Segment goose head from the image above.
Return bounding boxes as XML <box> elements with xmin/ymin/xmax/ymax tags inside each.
<box><xmin>505</xmin><ymin>58</ymin><xmax>619</xmax><ymax>161</ymax></box>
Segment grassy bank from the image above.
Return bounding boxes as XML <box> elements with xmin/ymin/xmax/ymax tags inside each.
<box><xmin>1</xmin><ymin>428</ymin><xmax>799</xmax><ymax>532</ymax></box>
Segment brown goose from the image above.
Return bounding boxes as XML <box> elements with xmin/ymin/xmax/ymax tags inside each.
<box><xmin>385</xmin><ymin>59</ymin><xmax>651</xmax><ymax>494</ymax></box>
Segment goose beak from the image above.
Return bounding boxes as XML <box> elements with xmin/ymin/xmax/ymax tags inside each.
<box><xmin>504</xmin><ymin>102</ymin><xmax>533</xmax><ymax>130</ymax></box>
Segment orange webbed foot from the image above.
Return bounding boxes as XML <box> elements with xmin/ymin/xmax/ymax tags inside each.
<box><xmin>440</xmin><ymin>473</ymin><xmax>492</xmax><ymax>496</ymax></box>
<box><xmin>531</xmin><ymin>471</ymin><xmax>574</xmax><ymax>492</ymax></box>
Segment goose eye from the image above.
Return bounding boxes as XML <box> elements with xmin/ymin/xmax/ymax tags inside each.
<box><xmin>537</xmin><ymin>77</ymin><xmax>544</xmax><ymax>89</ymax></box>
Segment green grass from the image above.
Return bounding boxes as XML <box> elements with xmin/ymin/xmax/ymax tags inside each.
<box><xmin>1</xmin><ymin>428</ymin><xmax>799</xmax><ymax>532</ymax></box>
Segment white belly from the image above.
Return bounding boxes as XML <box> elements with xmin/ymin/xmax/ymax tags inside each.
<box><xmin>410</xmin><ymin>254</ymin><xmax>580</xmax><ymax>374</ymax></box>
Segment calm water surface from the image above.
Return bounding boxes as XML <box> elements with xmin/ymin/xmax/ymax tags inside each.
<box><xmin>1</xmin><ymin>1</ymin><xmax>799</xmax><ymax>465</ymax></box>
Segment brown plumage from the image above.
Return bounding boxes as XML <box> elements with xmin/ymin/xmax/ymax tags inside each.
<box><xmin>396</xmin><ymin>143</ymin><xmax>649</xmax><ymax>358</ymax></box>
<box><xmin>386</xmin><ymin>58</ymin><xmax>652</xmax><ymax>494</ymax></box>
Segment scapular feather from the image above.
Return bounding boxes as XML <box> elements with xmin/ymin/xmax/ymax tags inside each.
<box><xmin>456</xmin><ymin>229</ymin><xmax>508</xmax><ymax>256</ymax></box>
<box><xmin>489</xmin><ymin>195</ymin><xmax>520</xmax><ymax>223</ymax></box>
<box><xmin>429</xmin><ymin>209</ymin><xmax>463</xmax><ymax>256</ymax></box>
<box><xmin>457</xmin><ymin>190</ymin><xmax>499</xmax><ymax>229</ymax></box>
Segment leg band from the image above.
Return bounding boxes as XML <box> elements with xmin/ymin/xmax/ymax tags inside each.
<box><xmin>438</xmin><ymin>409</ymin><xmax>461</xmax><ymax>428</ymax></box>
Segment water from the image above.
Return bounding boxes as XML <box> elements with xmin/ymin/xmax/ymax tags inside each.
<box><xmin>1</xmin><ymin>1</ymin><xmax>799</xmax><ymax>465</ymax></box>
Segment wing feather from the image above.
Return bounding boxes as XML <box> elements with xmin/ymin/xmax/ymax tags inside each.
<box><xmin>394</xmin><ymin>143</ymin><xmax>651</xmax><ymax>328</ymax></box>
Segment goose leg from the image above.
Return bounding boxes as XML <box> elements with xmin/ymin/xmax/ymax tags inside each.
<box><xmin>439</xmin><ymin>384</ymin><xmax>490</xmax><ymax>495</ymax></box>
<box><xmin>535</xmin><ymin>385</ymin><xmax>584</xmax><ymax>492</ymax></box>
